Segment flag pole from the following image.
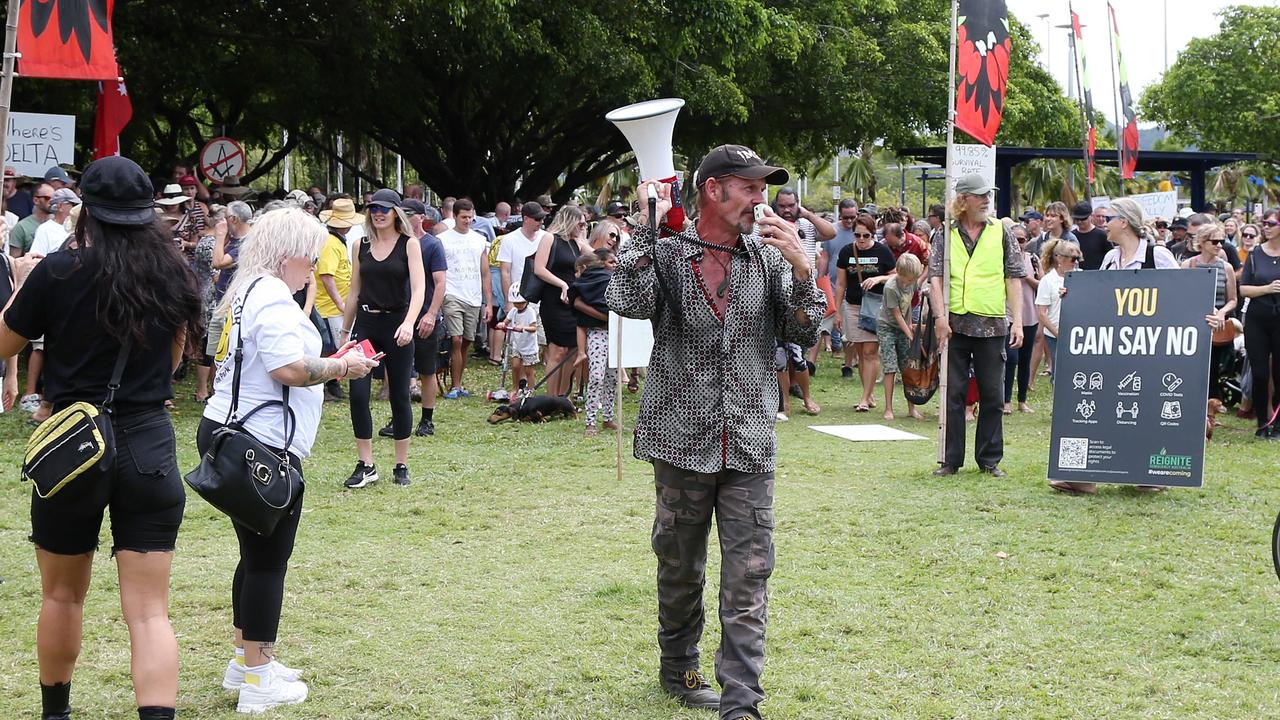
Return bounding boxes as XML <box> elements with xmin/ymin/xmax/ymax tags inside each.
<box><xmin>938</xmin><ymin>0</ymin><xmax>958</xmax><ymax>465</ymax></box>
<box><xmin>1068</xmin><ymin>9</ymin><xmax>1093</xmax><ymax>199</ymax></box>
<box><xmin>0</xmin><ymin>0</ymin><xmax>21</xmax><ymax>217</ymax></box>
<box><xmin>1106</xmin><ymin>3</ymin><xmax>1124</xmax><ymax>196</ymax></box>
<box><xmin>614</xmin><ymin>314</ymin><xmax>624</xmax><ymax>483</ymax></box>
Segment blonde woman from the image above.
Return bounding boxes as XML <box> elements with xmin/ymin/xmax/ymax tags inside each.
<box><xmin>533</xmin><ymin>205</ymin><xmax>593</xmax><ymax>397</ymax></box>
<box><xmin>1181</xmin><ymin>222</ymin><xmax>1238</xmax><ymax>411</ymax></box>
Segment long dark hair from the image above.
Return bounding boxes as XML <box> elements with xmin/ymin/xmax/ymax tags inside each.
<box><xmin>70</xmin><ymin>210</ymin><xmax>205</xmax><ymax>347</ymax></box>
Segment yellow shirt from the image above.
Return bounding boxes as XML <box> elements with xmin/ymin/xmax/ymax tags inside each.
<box><xmin>314</xmin><ymin>233</ymin><xmax>351</xmax><ymax>318</ymax></box>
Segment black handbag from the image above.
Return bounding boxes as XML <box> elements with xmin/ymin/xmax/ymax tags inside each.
<box><xmin>184</xmin><ymin>278</ymin><xmax>303</xmax><ymax>536</ymax></box>
<box><xmin>23</xmin><ymin>341</ymin><xmax>129</xmax><ymax>500</ymax></box>
<box><xmin>519</xmin><ymin>233</ymin><xmax>570</xmax><ymax>301</ymax></box>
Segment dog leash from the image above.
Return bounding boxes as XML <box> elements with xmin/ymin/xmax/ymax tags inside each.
<box><xmin>527</xmin><ymin>350</ymin><xmax>579</xmax><ymax>397</ymax></box>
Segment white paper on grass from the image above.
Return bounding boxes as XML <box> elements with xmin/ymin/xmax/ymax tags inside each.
<box><xmin>809</xmin><ymin>424</ymin><xmax>928</xmax><ymax>442</ymax></box>
<box><xmin>607</xmin><ymin>311</ymin><xmax>653</xmax><ymax>369</ymax></box>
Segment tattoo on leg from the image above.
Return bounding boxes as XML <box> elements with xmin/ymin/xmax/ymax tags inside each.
<box><xmin>259</xmin><ymin>642</ymin><xmax>275</xmax><ymax>662</ymax></box>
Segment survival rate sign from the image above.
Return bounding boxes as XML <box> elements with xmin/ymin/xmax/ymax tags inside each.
<box><xmin>6</xmin><ymin>112</ymin><xmax>75</xmax><ymax>177</ymax></box>
<box><xmin>1048</xmin><ymin>268</ymin><xmax>1214</xmax><ymax>488</ymax></box>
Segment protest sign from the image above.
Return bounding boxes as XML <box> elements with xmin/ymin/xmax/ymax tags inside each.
<box><xmin>1128</xmin><ymin>190</ymin><xmax>1178</xmax><ymax>221</ymax></box>
<box><xmin>1048</xmin><ymin>268</ymin><xmax>1213</xmax><ymax>487</ymax></box>
<box><xmin>608</xmin><ymin>312</ymin><xmax>653</xmax><ymax>369</ymax></box>
<box><xmin>1090</xmin><ymin>196</ymin><xmax>1111</xmax><ymax>210</ymax></box>
<box><xmin>5</xmin><ymin>112</ymin><xmax>75</xmax><ymax>177</ymax></box>
<box><xmin>949</xmin><ymin>143</ymin><xmax>996</xmax><ymax>190</ymax></box>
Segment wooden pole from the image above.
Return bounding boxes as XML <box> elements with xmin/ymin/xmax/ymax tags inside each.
<box><xmin>1067</xmin><ymin>15</ymin><xmax>1093</xmax><ymax>198</ymax></box>
<box><xmin>614</xmin><ymin>313</ymin><xmax>624</xmax><ymax>483</ymax></box>
<box><xmin>938</xmin><ymin>0</ymin><xmax>958</xmax><ymax>465</ymax></box>
<box><xmin>0</xmin><ymin>0</ymin><xmax>22</xmax><ymax>217</ymax></box>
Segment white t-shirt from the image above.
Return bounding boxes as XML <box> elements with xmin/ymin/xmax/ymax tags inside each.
<box><xmin>496</xmin><ymin>228</ymin><xmax>545</xmax><ymax>293</ymax></box>
<box><xmin>205</xmin><ymin>275</ymin><xmax>324</xmax><ymax>458</ymax></box>
<box><xmin>345</xmin><ymin>223</ymin><xmax>367</xmax><ymax>263</ymax></box>
<box><xmin>438</xmin><ymin>228</ymin><xmax>489</xmax><ymax>306</ymax></box>
<box><xmin>505</xmin><ymin>305</ymin><xmax>539</xmax><ymax>357</ymax></box>
<box><xmin>1034</xmin><ymin>268</ymin><xmax>1065</xmax><ymax>338</ymax></box>
<box><xmin>30</xmin><ymin>218</ymin><xmax>69</xmax><ymax>256</ymax></box>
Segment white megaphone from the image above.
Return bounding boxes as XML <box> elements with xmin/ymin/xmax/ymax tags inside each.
<box><xmin>606</xmin><ymin>98</ymin><xmax>686</xmax><ymax>230</ymax></box>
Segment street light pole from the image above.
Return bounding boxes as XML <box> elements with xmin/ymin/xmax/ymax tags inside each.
<box><xmin>1037</xmin><ymin>13</ymin><xmax>1051</xmax><ymax>71</ymax></box>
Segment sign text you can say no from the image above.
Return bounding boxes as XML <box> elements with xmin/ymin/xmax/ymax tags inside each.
<box><xmin>1068</xmin><ymin>287</ymin><xmax>1199</xmax><ymax>357</ymax></box>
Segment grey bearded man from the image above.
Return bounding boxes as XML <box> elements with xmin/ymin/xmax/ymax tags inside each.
<box><xmin>607</xmin><ymin>144</ymin><xmax>826</xmax><ymax>720</ymax></box>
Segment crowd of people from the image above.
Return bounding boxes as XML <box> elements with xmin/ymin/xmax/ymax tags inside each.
<box><xmin>1</xmin><ymin>150</ymin><xmax>1276</xmax><ymax>720</ymax></box>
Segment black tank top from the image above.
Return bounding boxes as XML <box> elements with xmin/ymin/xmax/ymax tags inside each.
<box><xmin>358</xmin><ymin>234</ymin><xmax>410</xmax><ymax>310</ymax></box>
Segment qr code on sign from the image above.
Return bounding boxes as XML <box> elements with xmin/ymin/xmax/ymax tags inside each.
<box><xmin>1059</xmin><ymin>437</ymin><xmax>1088</xmax><ymax>470</ymax></box>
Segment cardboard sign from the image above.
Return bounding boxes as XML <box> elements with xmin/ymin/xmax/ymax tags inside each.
<box><xmin>1128</xmin><ymin>190</ymin><xmax>1178</xmax><ymax>222</ymax></box>
<box><xmin>199</xmin><ymin>136</ymin><xmax>246</xmax><ymax>184</ymax></box>
<box><xmin>5</xmin><ymin>112</ymin><xmax>75</xmax><ymax>177</ymax></box>
<box><xmin>1090</xmin><ymin>196</ymin><xmax>1111</xmax><ymax>210</ymax></box>
<box><xmin>608</xmin><ymin>312</ymin><xmax>653</xmax><ymax>369</ymax></box>
<box><xmin>949</xmin><ymin>143</ymin><xmax>997</xmax><ymax>191</ymax></box>
<box><xmin>1048</xmin><ymin>268</ymin><xmax>1213</xmax><ymax>487</ymax></box>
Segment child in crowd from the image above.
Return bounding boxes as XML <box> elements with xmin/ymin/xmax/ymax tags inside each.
<box><xmin>495</xmin><ymin>284</ymin><xmax>539</xmax><ymax>395</ymax></box>
<box><xmin>569</xmin><ymin>248</ymin><xmax>617</xmax><ymax>436</ymax></box>
<box><xmin>876</xmin><ymin>253</ymin><xmax>925</xmax><ymax>421</ymax></box>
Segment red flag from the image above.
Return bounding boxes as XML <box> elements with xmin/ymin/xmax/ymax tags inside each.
<box><xmin>1108</xmin><ymin>2</ymin><xmax>1140</xmax><ymax>179</ymax></box>
<box><xmin>1070</xmin><ymin>5</ymin><xmax>1097</xmax><ymax>184</ymax></box>
<box><xmin>93</xmin><ymin>77</ymin><xmax>132</xmax><ymax>159</ymax></box>
<box><xmin>954</xmin><ymin>0</ymin><xmax>1011</xmax><ymax>146</ymax></box>
<box><xmin>17</xmin><ymin>0</ymin><xmax>120</xmax><ymax>80</ymax></box>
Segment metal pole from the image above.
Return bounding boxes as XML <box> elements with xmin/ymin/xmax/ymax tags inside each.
<box><xmin>1106</xmin><ymin>6</ymin><xmax>1124</xmax><ymax>196</ymax></box>
<box><xmin>335</xmin><ymin>134</ymin><xmax>345</xmax><ymax>194</ymax></box>
<box><xmin>615</xmin><ymin>315</ymin><xmax>624</xmax><ymax>484</ymax></box>
<box><xmin>282</xmin><ymin>130</ymin><xmax>291</xmax><ymax>189</ymax></box>
<box><xmin>833</xmin><ymin>153</ymin><xmax>840</xmax><ymax>215</ymax></box>
<box><xmin>0</xmin><ymin>0</ymin><xmax>22</xmax><ymax>217</ymax></box>
<box><xmin>396</xmin><ymin>154</ymin><xmax>404</xmax><ymax>193</ymax></box>
<box><xmin>1066</xmin><ymin>22</ymin><xmax>1092</xmax><ymax>199</ymax></box>
<box><xmin>938</xmin><ymin>0</ymin><xmax>958</xmax><ymax>465</ymax></box>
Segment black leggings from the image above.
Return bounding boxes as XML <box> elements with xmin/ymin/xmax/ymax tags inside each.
<box><xmin>1003</xmin><ymin>323</ymin><xmax>1038</xmax><ymax>404</ymax></box>
<box><xmin>349</xmin><ymin>310</ymin><xmax>414</xmax><ymax>440</ymax></box>
<box><xmin>197</xmin><ymin>418</ymin><xmax>304</xmax><ymax>643</ymax></box>
<box><xmin>1245</xmin><ymin>308</ymin><xmax>1280</xmax><ymax>428</ymax></box>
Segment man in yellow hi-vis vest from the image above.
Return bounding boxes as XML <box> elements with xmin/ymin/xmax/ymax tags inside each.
<box><xmin>928</xmin><ymin>174</ymin><xmax>1026</xmax><ymax>477</ymax></box>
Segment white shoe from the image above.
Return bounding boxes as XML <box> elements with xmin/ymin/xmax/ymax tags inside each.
<box><xmin>235</xmin><ymin>662</ymin><xmax>308</xmax><ymax>714</ymax></box>
<box><xmin>775</xmin><ymin>411</ymin><xmax>790</xmax><ymax>422</ymax></box>
<box><xmin>222</xmin><ymin>657</ymin><xmax>304</xmax><ymax>691</ymax></box>
<box><xmin>19</xmin><ymin>394</ymin><xmax>40</xmax><ymax>413</ymax></box>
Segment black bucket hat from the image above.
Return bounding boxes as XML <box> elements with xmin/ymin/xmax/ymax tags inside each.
<box><xmin>78</xmin><ymin>156</ymin><xmax>157</xmax><ymax>226</ymax></box>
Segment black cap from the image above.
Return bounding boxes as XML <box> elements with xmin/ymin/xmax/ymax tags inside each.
<box><xmin>367</xmin><ymin>188</ymin><xmax>402</xmax><ymax>208</ymax></box>
<box><xmin>44</xmin><ymin>166</ymin><xmax>74</xmax><ymax>185</ymax></box>
<box><xmin>401</xmin><ymin>198</ymin><xmax>427</xmax><ymax>216</ymax></box>
<box><xmin>78</xmin><ymin>156</ymin><xmax>156</xmax><ymax>226</ymax></box>
<box><xmin>605</xmin><ymin>200</ymin><xmax>627</xmax><ymax>217</ymax></box>
<box><xmin>695</xmin><ymin>144</ymin><xmax>788</xmax><ymax>187</ymax></box>
<box><xmin>1170</xmin><ymin>217</ymin><xmax>1188</xmax><ymax>229</ymax></box>
<box><xmin>520</xmin><ymin>201</ymin><xmax>547</xmax><ymax>220</ymax></box>
<box><xmin>1071</xmin><ymin>201</ymin><xmax>1093</xmax><ymax>220</ymax></box>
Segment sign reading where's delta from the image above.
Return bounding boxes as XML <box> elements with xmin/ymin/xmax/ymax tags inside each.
<box><xmin>1048</xmin><ymin>268</ymin><xmax>1214</xmax><ymax>488</ymax></box>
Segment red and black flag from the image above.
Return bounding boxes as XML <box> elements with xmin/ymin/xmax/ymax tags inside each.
<box><xmin>954</xmin><ymin>0</ymin><xmax>1011</xmax><ymax>146</ymax></box>
<box><xmin>1069</xmin><ymin>4</ymin><xmax>1097</xmax><ymax>184</ymax></box>
<box><xmin>17</xmin><ymin>0</ymin><xmax>120</xmax><ymax>80</ymax></box>
<box><xmin>1108</xmin><ymin>2</ymin><xmax>1139</xmax><ymax>179</ymax></box>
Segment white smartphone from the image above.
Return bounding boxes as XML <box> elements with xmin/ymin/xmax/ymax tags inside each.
<box><xmin>752</xmin><ymin>203</ymin><xmax>770</xmax><ymax>235</ymax></box>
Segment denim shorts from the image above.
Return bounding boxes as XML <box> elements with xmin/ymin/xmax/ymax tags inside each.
<box><xmin>30</xmin><ymin>409</ymin><xmax>186</xmax><ymax>555</ymax></box>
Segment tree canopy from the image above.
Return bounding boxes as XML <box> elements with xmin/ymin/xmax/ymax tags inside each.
<box><xmin>13</xmin><ymin>0</ymin><xmax>1079</xmax><ymax>205</ymax></box>
<box><xmin>1140</xmin><ymin>5</ymin><xmax>1280</xmax><ymax>159</ymax></box>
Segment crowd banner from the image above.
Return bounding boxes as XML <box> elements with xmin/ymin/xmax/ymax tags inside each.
<box><xmin>1128</xmin><ymin>190</ymin><xmax>1178</xmax><ymax>221</ymax></box>
<box><xmin>1048</xmin><ymin>268</ymin><xmax>1213</xmax><ymax>488</ymax></box>
<box><xmin>5</xmin><ymin>112</ymin><xmax>75</xmax><ymax>177</ymax></box>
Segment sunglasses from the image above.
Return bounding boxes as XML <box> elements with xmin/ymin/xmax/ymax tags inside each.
<box><xmin>1055</xmin><ymin>253</ymin><xmax>1082</xmax><ymax>262</ymax></box>
<box><xmin>1102</xmin><ymin>215</ymin><xmax>1119</xmax><ymax>223</ymax></box>
<box><xmin>35</xmin><ymin>194</ymin><xmax>53</xmax><ymax>201</ymax></box>
<box><xmin>608</xmin><ymin>232</ymin><xmax>618</xmax><ymax>240</ymax></box>
<box><xmin>1207</xmin><ymin>237</ymin><xmax>1224</xmax><ymax>244</ymax></box>
<box><xmin>840</xmin><ymin>215</ymin><xmax>858</xmax><ymax>221</ymax></box>
<box><xmin>854</xmin><ymin>232</ymin><xmax>873</xmax><ymax>239</ymax></box>
<box><xmin>367</xmin><ymin>205</ymin><xmax>393</xmax><ymax>215</ymax></box>
<box><xmin>1242</xmin><ymin>232</ymin><xmax>1259</xmax><ymax>239</ymax></box>
<box><xmin>1264</xmin><ymin>220</ymin><xmax>1280</xmax><ymax>228</ymax></box>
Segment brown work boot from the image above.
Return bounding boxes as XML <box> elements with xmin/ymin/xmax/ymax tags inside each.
<box><xmin>660</xmin><ymin>667</ymin><xmax>719</xmax><ymax>710</ymax></box>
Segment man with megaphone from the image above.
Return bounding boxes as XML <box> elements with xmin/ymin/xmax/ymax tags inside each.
<box><xmin>607</xmin><ymin>145</ymin><xmax>825</xmax><ymax>720</ymax></box>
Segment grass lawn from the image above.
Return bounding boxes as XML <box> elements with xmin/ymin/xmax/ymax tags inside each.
<box><xmin>1</xmin><ymin>354</ymin><xmax>1279</xmax><ymax>719</ymax></box>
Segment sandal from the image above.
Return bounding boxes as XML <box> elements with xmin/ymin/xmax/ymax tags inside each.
<box><xmin>1049</xmin><ymin>480</ymin><xmax>1097</xmax><ymax>495</ymax></box>
<box><xmin>855</xmin><ymin>404</ymin><xmax>870</xmax><ymax>413</ymax></box>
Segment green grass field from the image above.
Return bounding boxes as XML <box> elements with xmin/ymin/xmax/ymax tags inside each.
<box><xmin>2</xmin><ymin>356</ymin><xmax>1279</xmax><ymax>719</ymax></box>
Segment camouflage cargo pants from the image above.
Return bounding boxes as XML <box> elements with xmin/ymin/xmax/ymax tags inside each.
<box><xmin>652</xmin><ymin>459</ymin><xmax>776</xmax><ymax>720</ymax></box>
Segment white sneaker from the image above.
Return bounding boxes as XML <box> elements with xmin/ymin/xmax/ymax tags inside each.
<box><xmin>235</xmin><ymin>662</ymin><xmax>308</xmax><ymax>714</ymax></box>
<box><xmin>19</xmin><ymin>394</ymin><xmax>40</xmax><ymax>413</ymax></box>
<box><xmin>775</xmin><ymin>411</ymin><xmax>790</xmax><ymax>422</ymax></box>
<box><xmin>222</xmin><ymin>657</ymin><xmax>304</xmax><ymax>691</ymax></box>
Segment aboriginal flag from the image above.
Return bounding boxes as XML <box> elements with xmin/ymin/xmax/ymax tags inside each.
<box><xmin>954</xmin><ymin>0</ymin><xmax>1011</xmax><ymax>147</ymax></box>
<box><xmin>1108</xmin><ymin>2</ymin><xmax>1139</xmax><ymax>179</ymax></box>
<box><xmin>17</xmin><ymin>0</ymin><xmax>120</xmax><ymax>80</ymax></box>
<box><xmin>1070</xmin><ymin>4</ymin><xmax>1097</xmax><ymax>184</ymax></box>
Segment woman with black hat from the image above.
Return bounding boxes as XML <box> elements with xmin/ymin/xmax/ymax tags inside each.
<box><xmin>339</xmin><ymin>188</ymin><xmax>425</xmax><ymax>488</ymax></box>
<box><xmin>0</xmin><ymin>156</ymin><xmax>204</xmax><ymax>720</ymax></box>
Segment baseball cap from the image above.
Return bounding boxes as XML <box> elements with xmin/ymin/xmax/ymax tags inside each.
<box><xmin>44</xmin><ymin>166</ymin><xmax>74</xmax><ymax>185</ymax></box>
<box><xmin>50</xmin><ymin>188</ymin><xmax>82</xmax><ymax>207</ymax></box>
<box><xmin>955</xmin><ymin>174</ymin><xmax>996</xmax><ymax>196</ymax></box>
<box><xmin>1170</xmin><ymin>217</ymin><xmax>1188</xmax><ymax>230</ymax></box>
<box><xmin>401</xmin><ymin>198</ymin><xmax>427</xmax><ymax>216</ymax></box>
<box><xmin>78</xmin><ymin>156</ymin><xmax>156</xmax><ymax>226</ymax></box>
<box><xmin>1071</xmin><ymin>201</ymin><xmax>1093</xmax><ymax>220</ymax></box>
<box><xmin>1018</xmin><ymin>209</ymin><xmax>1043</xmax><ymax>221</ymax></box>
<box><xmin>695</xmin><ymin>144</ymin><xmax>788</xmax><ymax>187</ymax></box>
<box><xmin>367</xmin><ymin>188</ymin><xmax>402</xmax><ymax>208</ymax></box>
<box><xmin>605</xmin><ymin>200</ymin><xmax>627</xmax><ymax>217</ymax></box>
<box><xmin>178</xmin><ymin>174</ymin><xmax>200</xmax><ymax>187</ymax></box>
<box><xmin>536</xmin><ymin>194</ymin><xmax>556</xmax><ymax>209</ymax></box>
<box><xmin>521</xmin><ymin>201</ymin><xmax>547</xmax><ymax>220</ymax></box>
